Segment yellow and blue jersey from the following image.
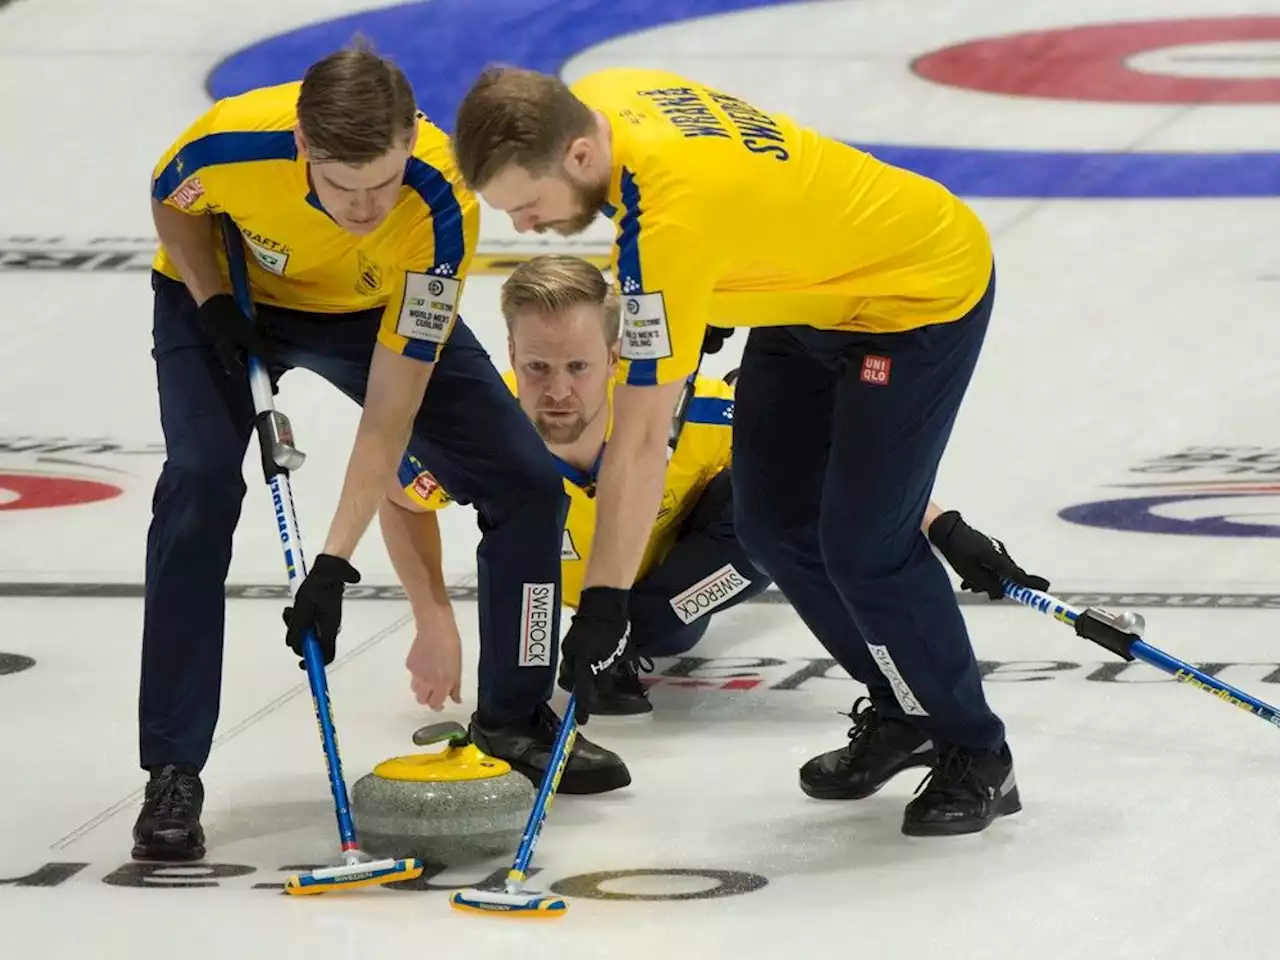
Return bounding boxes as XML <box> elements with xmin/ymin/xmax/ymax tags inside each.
<box><xmin>567</xmin><ymin>67</ymin><xmax>994</xmax><ymax>387</ymax></box>
<box><xmin>401</xmin><ymin>372</ymin><xmax>735</xmax><ymax>608</ymax></box>
<box><xmin>150</xmin><ymin>81</ymin><xmax>479</xmax><ymax>362</ymax></box>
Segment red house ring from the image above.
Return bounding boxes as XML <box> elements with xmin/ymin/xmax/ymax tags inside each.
<box><xmin>911</xmin><ymin>17</ymin><xmax>1280</xmax><ymax>104</ymax></box>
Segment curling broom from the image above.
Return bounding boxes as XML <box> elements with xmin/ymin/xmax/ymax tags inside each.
<box><xmin>448</xmin><ymin>693</ymin><xmax>579</xmax><ymax>917</ymax></box>
<box><xmin>219</xmin><ymin>215</ymin><xmax>423</xmax><ymax>894</ymax></box>
<box><xmin>1003</xmin><ymin>581</ymin><xmax>1280</xmax><ymax>730</ymax></box>
<box><xmin>449</xmin><ymin>339</ymin><xmax>705</xmax><ymax>914</ymax></box>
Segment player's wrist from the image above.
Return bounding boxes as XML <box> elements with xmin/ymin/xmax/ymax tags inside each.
<box><xmin>576</xmin><ymin>586</ymin><xmax>630</xmax><ymax>623</ymax></box>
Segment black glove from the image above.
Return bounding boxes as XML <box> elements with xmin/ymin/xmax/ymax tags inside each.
<box><xmin>701</xmin><ymin>326</ymin><xmax>734</xmax><ymax>355</ymax></box>
<box><xmin>195</xmin><ymin>293</ymin><xmax>274</xmax><ymax>376</ymax></box>
<box><xmin>557</xmin><ymin>587</ymin><xmax>632</xmax><ymax>725</ymax></box>
<box><xmin>283</xmin><ymin>554</ymin><xmax>361</xmax><ymax>667</ymax></box>
<box><xmin>927</xmin><ymin>510</ymin><xmax>1049</xmax><ymax>601</ymax></box>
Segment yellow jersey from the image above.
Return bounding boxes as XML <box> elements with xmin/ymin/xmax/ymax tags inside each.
<box><xmin>568</xmin><ymin>67</ymin><xmax>994</xmax><ymax>386</ymax></box>
<box><xmin>400</xmin><ymin>372</ymin><xmax>735</xmax><ymax>607</ymax></box>
<box><xmin>150</xmin><ymin>81</ymin><xmax>479</xmax><ymax>362</ymax></box>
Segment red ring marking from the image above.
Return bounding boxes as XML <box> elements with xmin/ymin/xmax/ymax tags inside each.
<box><xmin>911</xmin><ymin>18</ymin><xmax>1280</xmax><ymax>103</ymax></box>
<box><xmin>0</xmin><ymin>473</ymin><xmax>123</xmax><ymax>511</ymax></box>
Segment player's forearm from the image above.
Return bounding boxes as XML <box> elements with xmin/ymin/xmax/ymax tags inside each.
<box><xmin>583</xmin><ymin>430</ymin><xmax>671</xmax><ymax>590</ymax></box>
<box><xmin>323</xmin><ymin>349</ymin><xmax>431</xmax><ymax>561</ymax></box>
<box><xmin>151</xmin><ymin>200</ymin><xmax>224</xmax><ymax>304</ymax></box>
<box><xmin>379</xmin><ymin>499</ymin><xmax>454</xmax><ymax>624</ymax></box>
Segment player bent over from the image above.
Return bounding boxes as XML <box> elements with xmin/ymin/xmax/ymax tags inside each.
<box><xmin>133</xmin><ymin>46</ymin><xmax>627</xmax><ymax>864</ymax></box>
<box><xmin>391</xmin><ymin>254</ymin><xmax>1042</xmax><ymax>723</ymax></box>
<box><xmin>388</xmin><ymin>253</ymin><xmax>763</xmax><ymax>718</ymax></box>
<box><xmin>451</xmin><ymin>67</ymin><xmax>1049</xmax><ymax>836</ymax></box>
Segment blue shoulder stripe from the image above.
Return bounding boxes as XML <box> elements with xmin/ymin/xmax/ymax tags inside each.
<box><xmin>617</xmin><ymin>168</ymin><xmax>659</xmax><ymax>387</ymax></box>
<box><xmin>152</xmin><ymin>131</ymin><xmax>298</xmax><ymax>200</ymax></box>
<box><xmin>402</xmin><ymin>157</ymin><xmax>467</xmax><ymax>275</ymax></box>
<box><xmin>685</xmin><ymin>396</ymin><xmax>734</xmax><ymax>426</ymax></box>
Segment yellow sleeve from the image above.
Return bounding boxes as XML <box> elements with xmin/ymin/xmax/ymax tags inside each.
<box><xmin>150</xmin><ymin>104</ymin><xmax>226</xmax><ymax>214</ymax></box>
<box><xmin>612</xmin><ymin>169</ymin><xmax>723</xmax><ymax>387</ymax></box>
<box><xmin>681</xmin><ymin>375</ymin><xmax>736</xmax><ymax>473</ymax></box>
<box><xmin>398</xmin><ymin>452</ymin><xmax>456</xmax><ymax>511</ymax></box>
<box><xmin>377</xmin><ymin>161</ymin><xmax>481</xmax><ymax>364</ymax></box>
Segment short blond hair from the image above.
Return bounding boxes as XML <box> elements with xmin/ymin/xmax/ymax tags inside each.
<box><xmin>500</xmin><ymin>255</ymin><xmax>620</xmax><ymax>343</ymax></box>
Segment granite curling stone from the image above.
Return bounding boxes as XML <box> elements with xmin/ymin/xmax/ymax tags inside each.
<box><xmin>351</xmin><ymin>722</ymin><xmax>536</xmax><ymax>867</ymax></box>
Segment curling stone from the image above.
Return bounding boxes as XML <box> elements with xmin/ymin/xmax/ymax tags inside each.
<box><xmin>351</xmin><ymin>722</ymin><xmax>535</xmax><ymax>867</ymax></box>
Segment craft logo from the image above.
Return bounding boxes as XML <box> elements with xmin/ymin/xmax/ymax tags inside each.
<box><xmin>1059</xmin><ymin>446</ymin><xmax>1280</xmax><ymax>538</ymax></box>
<box><xmin>0</xmin><ymin>435</ymin><xmax>162</xmax><ymax>511</ymax></box>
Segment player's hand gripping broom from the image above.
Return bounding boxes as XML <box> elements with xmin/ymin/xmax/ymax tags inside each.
<box><xmin>1003</xmin><ymin>582</ymin><xmax>1280</xmax><ymax>729</ymax></box>
<box><xmin>219</xmin><ymin>214</ymin><xmax>423</xmax><ymax>894</ymax></box>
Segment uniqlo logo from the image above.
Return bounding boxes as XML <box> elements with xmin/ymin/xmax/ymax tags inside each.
<box><xmin>860</xmin><ymin>354</ymin><xmax>891</xmax><ymax>386</ymax></box>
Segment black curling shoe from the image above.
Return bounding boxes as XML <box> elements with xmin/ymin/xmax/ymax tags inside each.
<box><xmin>902</xmin><ymin>742</ymin><xmax>1021</xmax><ymax>837</ymax></box>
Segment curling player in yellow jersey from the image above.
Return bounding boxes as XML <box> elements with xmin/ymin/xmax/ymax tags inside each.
<box><xmin>451</xmin><ymin>67</ymin><xmax>1051</xmax><ymax>837</ymax></box>
<box><xmin>389</xmin><ymin>253</ymin><xmax>766</xmax><ymax>718</ymax></box>
<box><xmin>392</xmin><ymin>253</ymin><xmax>1042</xmax><ymax>723</ymax></box>
<box><xmin>134</xmin><ymin>45</ymin><xmax>630</xmax><ymax>865</ymax></box>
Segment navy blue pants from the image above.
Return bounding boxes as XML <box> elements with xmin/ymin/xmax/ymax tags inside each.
<box><xmin>732</xmin><ymin>271</ymin><xmax>1004</xmax><ymax>751</ymax></box>
<box><xmin>139</xmin><ymin>273</ymin><xmax>567</xmax><ymax>772</ymax></box>
<box><xmin>628</xmin><ymin>470</ymin><xmax>770</xmax><ymax>657</ymax></box>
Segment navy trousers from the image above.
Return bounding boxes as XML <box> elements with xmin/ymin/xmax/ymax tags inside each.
<box><xmin>139</xmin><ymin>273</ymin><xmax>568</xmax><ymax>771</ymax></box>
<box><xmin>627</xmin><ymin>470</ymin><xmax>770</xmax><ymax>657</ymax></box>
<box><xmin>731</xmin><ymin>270</ymin><xmax>1005</xmax><ymax>751</ymax></box>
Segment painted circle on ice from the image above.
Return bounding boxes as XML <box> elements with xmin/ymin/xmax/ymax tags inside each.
<box><xmin>205</xmin><ymin>2</ymin><xmax>1280</xmax><ymax>197</ymax></box>
<box><xmin>1059</xmin><ymin>487</ymin><xmax>1280</xmax><ymax>538</ymax></box>
<box><xmin>912</xmin><ymin>17</ymin><xmax>1280</xmax><ymax>103</ymax></box>
<box><xmin>0</xmin><ymin>472</ymin><xmax>122</xmax><ymax>511</ymax></box>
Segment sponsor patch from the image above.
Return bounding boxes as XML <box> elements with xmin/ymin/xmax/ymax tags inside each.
<box><xmin>397</xmin><ymin>272</ymin><xmax>461</xmax><ymax>343</ymax></box>
<box><xmin>620</xmin><ymin>291</ymin><xmax>673</xmax><ymax>361</ymax></box>
<box><xmin>669</xmin><ymin>563</ymin><xmax>751</xmax><ymax>625</ymax></box>
<box><xmin>246</xmin><ymin>239</ymin><xmax>289</xmax><ymax>276</ymax></box>
<box><xmin>561</xmin><ymin>530</ymin><xmax>581</xmax><ymax>561</ymax></box>
<box><xmin>867</xmin><ymin>643</ymin><xmax>928</xmax><ymax>715</ymax></box>
<box><xmin>169</xmin><ymin>176</ymin><xmax>204</xmax><ymax>210</ymax></box>
<box><xmin>860</xmin><ymin>354</ymin><xmax>891</xmax><ymax>386</ymax></box>
<box><xmin>519</xmin><ymin>583</ymin><xmax>554</xmax><ymax>667</ymax></box>
<box><xmin>411</xmin><ymin>470</ymin><xmax>440</xmax><ymax>501</ymax></box>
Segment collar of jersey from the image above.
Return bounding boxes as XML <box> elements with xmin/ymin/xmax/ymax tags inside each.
<box><xmin>303</xmin><ymin>163</ymin><xmax>338</xmax><ymax>223</ymax></box>
<box><xmin>551</xmin><ymin>445</ymin><xmax>606</xmax><ymax>494</ymax></box>
<box><xmin>599</xmin><ymin>113</ymin><xmax>627</xmax><ymax>219</ymax></box>
<box><xmin>550</xmin><ymin>384</ymin><xmax>615</xmax><ymax>494</ymax></box>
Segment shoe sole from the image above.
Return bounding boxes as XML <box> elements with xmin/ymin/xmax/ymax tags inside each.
<box><xmin>900</xmin><ymin>788</ymin><xmax>1023</xmax><ymax>837</ymax></box>
<box><xmin>507</xmin><ymin>758</ymin><xmax>632</xmax><ymax>795</ymax></box>
<box><xmin>799</xmin><ymin>754</ymin><xmax>935</xmax><ymax>801</ymax></box>
<box><xmin>131</xmin><ymin>843</ymin><xmax>206</xmax><ymax>862</ymax></box>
